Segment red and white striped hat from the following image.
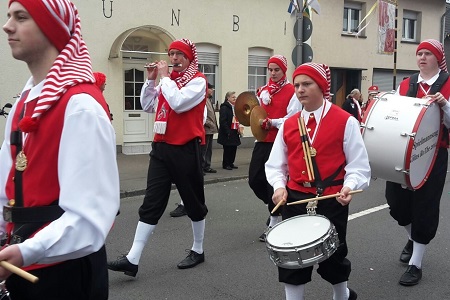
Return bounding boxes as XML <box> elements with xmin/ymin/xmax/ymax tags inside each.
<box><xmin>268</xmin><ymin>55</ymin><xmax>288</xmax><ymax>73</ymax></box>
<box><xmin>292</xmin><ymin>62</ymin><xmax>331</xmax><ymax>101</ymax></box>
<box><xmin>416</xmin><ymin>39</ymin><xmax>448</xmax><ymax>73</ymax></box>
<box><xmin>9</xmin><ymin>0</ymin><xmax>94</xmax><ymax>132</ymax></box>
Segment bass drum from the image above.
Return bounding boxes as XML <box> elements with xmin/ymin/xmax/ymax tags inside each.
<box><xmin>361</xmin><ymin>92</ymin><xmax>441</xmax><ymax>189</ymax></box>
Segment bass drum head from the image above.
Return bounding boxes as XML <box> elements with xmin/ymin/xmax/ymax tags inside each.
<box><xmin>266</xmin><ymin>215</ymin><xmax>331</xmax><ymax>249</ymax></box>
<box><xmin>407</xmin><ymin>100</ymin><xmax>441</xmax><ymax>189</ymax></box>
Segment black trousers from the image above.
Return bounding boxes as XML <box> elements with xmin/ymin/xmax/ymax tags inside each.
<box><xmin>201</xmin><ymin>134</ymin><xmax>214</xmax><ymax>170</ymax></box>
<box><xmin>386</xmin><ymin>147</ymin><xmax>448</xmax><ymax>244</ymax></box>
<box><xmin>222</xmin><ymin>145</ymin><xmax>237</xmax><ymax>168</ymax></box>
<box><xmin>278</xmin><ymin>188</ymin><xmax>351</xmax><ymax>285</ymax></box>
<box><xmin>139</xmin><ymin>140</ymin><xmax>208</xmax><ymax>224</ymax></box>
<box><xmin>6</xmin><ymin>245</ymin><xmax>108</xmax><ymax>300</ymax></box>
<box><xmin>248</xmin><ymin>142</ymin><xmax>276</xmax><ymax>215</ymax></box>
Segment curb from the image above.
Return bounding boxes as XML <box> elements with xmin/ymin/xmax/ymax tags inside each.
<box><xmin>120</xmin><ymin>175</ymin><xmax>248</xmax><ymax>199</ymax></box>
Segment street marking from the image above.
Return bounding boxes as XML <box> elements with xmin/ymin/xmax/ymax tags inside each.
<box><xmin>348</xmin><ymin>204</ymin><xmax>389</xmax><ymax>221</ymax></box>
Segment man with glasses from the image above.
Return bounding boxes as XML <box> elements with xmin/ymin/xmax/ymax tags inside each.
<box><xmin>108</xmin><ymin>39</ymin><xmax>208</xmax><ymax>277</ymax></box>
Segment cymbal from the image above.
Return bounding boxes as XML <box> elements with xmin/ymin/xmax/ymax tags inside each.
<box><xmin>235</xmin><ymin>91</ymin><xmax>259</xmax><ymax>126</ymax></box>
<box><xmin>250</xmin><ymin>106</ymin><xmax>268</xmax><ymax>142</ymax></box>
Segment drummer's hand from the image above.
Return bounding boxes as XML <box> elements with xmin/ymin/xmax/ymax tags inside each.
<box><xmin>272</xmin><ymin>188</ymin><xmax>287</xmax><ymax>206</ymax></box>
<box><xmin>430</xmin><ymin>92</ymin><xmax>448</xmax><ymax>108</ymax></box>
<box><xmin>336</xmin><ymin>186</ymin><xmax>352</xmax><ymax>206</ymax></box>
<box><xmin>0</xmin><ymin>244</ymin><xmax>23</xmax><ymax>280</ymax></box>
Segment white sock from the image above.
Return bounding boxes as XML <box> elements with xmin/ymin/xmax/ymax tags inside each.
<box><xmin>409</xmin><ymin>241</ymin><xmax>425</xmax><ymax>268</ymax></box>
<box><xmin>285</xmin><ymin>283</ymin><xmax>305</xmax><ymax>300</ymax></box>
<box><xmin>268</xmin><ymin>216</ymin><xmax>280</xmax><ymax>228</ymax></box>
<box><xmin>191</xmin><ymin>219</ymin><xmax>205</xmax><ymax>254</ymax></box>
<box><xmin>126</xmin><ymin>221</ymin><xmax>155</xmax><ymax>265</ymax></box>
<box><xmin>332</xmin><ymin>282</ymin><xmax>349</xmax><ymax>300</ymax></box>
<box><xmin>404</xmin><ymin>224</ymin><xmax>412</xmax><ymax>240</ymax></box>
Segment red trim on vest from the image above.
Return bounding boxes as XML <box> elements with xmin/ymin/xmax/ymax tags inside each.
<box><xmin>283</xmin><ymin>105</ymin><xmax>348</xmax><ymax>195</ymax></box>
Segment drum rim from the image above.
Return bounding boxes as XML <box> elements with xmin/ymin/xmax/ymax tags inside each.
<box><xmin>404</xmin><ymin>99</ymin><xmax>441</xmax><ymax>189</ymax></box>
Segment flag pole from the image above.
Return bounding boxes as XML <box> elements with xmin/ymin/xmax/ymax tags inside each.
<box><xmin>392</xmin><ymin>0</ymin><xmax>398</xmax><ymax>90</ymax></box>
<box><xmin>294</xmin><ymin>0</ymin><xmax>304</xmax><ymax>67</ymax></box>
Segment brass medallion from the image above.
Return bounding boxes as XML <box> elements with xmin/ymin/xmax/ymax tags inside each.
<box><xmin>15</xmin><ymin>150</ymin><xmax>27</xmax><ymax>171</ymax></box>
<box><xmin>310</xmin><ymin>147</ymin><xmax>317</xmax><ymax>157</ymax></box>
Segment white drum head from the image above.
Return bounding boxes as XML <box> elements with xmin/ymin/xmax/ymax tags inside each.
<box><xmin>266</xmin><ymin>215</ymin><xmax>330</xmax><ymax>248</ymax></box>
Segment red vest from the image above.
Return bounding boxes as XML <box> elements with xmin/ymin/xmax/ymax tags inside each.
<box><xmin>153</xmin><ymin>73</ymin><xmax>207</xmax><ymax>145</ymax></box>
<box><xmin>283</xmin><ymin>104</ymin><xmax>348</xmax><ymax>195</ymax></box>
<box><xmin>260</xmin><ymin>83</ymin><xmax>295</xmax><ymax>142</ymax></box>
<box><xmin>5</xmin><ymin>84</ymin><xmax>110</xmax><ymax>270</ymax></box>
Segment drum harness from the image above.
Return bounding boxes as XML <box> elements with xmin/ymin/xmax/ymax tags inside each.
<box><xmin>2</xmin><ymin>103</ymin><xmax>64</xmax><ymax>246</ymax></box>
<box><xmin>297</xmin><ymin>114</ymin><xmax>344</xmax><ymax>215</ymax></box>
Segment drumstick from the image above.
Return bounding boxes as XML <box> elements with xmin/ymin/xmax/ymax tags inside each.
<box><xmin>0</xmin><ymin>261</ymin><xmax>39</xmax><ymax>283</ymax></box>
<box><xmin>270</xmin><ymin>200</ymin><xmax>285</xmax><ymax>214</ymax></box>
<box><xmin>299</xmin><ymin>117</ymin><xmax>315</xmax><ymax>180</ymax></box>
<box><xmin>297</xmin><ymin>119</ymin><xmax>313</xmax><ymax>181</ymax></box>
<box><xmin>287</xmin><ymin>190</ymin><xmax>363</xmax><ymax>206</ymax></box>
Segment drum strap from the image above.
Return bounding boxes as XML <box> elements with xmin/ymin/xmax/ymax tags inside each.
<box><xmin>406</xmin><ymin>72</ymin><xmax>449</xmax><ymax>97</ymax></box>
<box><xmin>407</xmin><ymin>72</ymin><xmax>450</xmax><ymax>147</ymax></box>
<box><xmin>311</xmin><ymin>160</ymin><xmax>344</xmax><ymax>196</ymax></box>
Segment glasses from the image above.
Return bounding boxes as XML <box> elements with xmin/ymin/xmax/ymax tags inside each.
<box><xmin>168</xmin><ymin>51</ymin><xmax>185</xmax><ymax>57</ymax></box>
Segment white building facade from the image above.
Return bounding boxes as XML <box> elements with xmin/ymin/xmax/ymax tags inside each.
<box><xmin>0</xmin><ymin>0</ymin><xmax>445</xmax><ymax>154</ymax></box>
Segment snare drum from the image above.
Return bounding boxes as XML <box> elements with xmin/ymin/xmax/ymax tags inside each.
<box><xmin>361</xmin><ymin>92</ymin><xmax>441</xmax><ymax>189</ymax></box>
<box><xmin>265</xmin><ymin>214</ymin><xmax>339</xmax><ymax>269</ymax></box>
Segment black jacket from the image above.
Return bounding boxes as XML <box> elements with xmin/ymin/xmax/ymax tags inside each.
<box><xmin>217</xmin><ymin>101</ymin><xmax>241</xmax><ymax>146</ymax></box>
<box><xmin>341</xmin><ymin>96</ymin><xmax>361</xmax><ymax>121</ymax></box>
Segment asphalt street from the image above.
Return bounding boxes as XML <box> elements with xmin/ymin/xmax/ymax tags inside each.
<box><xmin>106</xmin><ymin>177</ymin><xmax>450</xmax><ymax>300</ymax></box>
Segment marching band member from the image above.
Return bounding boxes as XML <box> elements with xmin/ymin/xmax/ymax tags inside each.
<box><xmin>266</xmin><ymin>62</ymin><xmax>370</xmax><ymax>300</ymax></box>
<box><xmin>0</xmin><ymin>0</ymin><xmax>119</xmax><ymax>298</ymax></box>
<box><xmin>386</xmin><ymin>39</ymin><xmax>450</xmax><ymax>286</ymax></box>
<box><xmin>362</xmin><ymin>85</ymin><xmax>379</xmax><ymax>117</ymax></box>
<box><xmin>248</xmin><ymin>55</ymin><xmax>301</xmax><ymax>242</ymax></box>
<box><xmin>107</xmin><ymin>38</ymin><xmax>208</xmax><ymax>276</ymax></box>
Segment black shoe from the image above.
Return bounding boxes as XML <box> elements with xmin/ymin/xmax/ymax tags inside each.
<box><xmin>177</xmin><ymin>250</ymin><xmax>205</xmax><ymax>269</ymax></box>
<box><xmin>170</xmin><ymin>204</ymin><xmax>187</xmax><ymax>217</ymax></box>
<box><xmin>399</xmin><ymin>265</ymin><xmax>422</xmax><ymax>286</ymax></box>
<box><xmin>223</xmin><ymin>166</ymin><xmax>232</xmax><ymax>170</ymax></box>
<box><xmin>258</xmin><ymin>232</ymin><xmax>266</xmax><ymax>242</ymax></box>
<box><xmin>348</xmin><ymin>288</ymin><xmax>358</xmax><ymax>300</ymax></box>
<box><xmin>204</xmin><ymin>168</ymin><xmax>217</xmax><ymax>173</ymax></box>
<box><xmin>400</xmin><ymin>240</ymin><xmax>413</xmax><ymax>263</ymax></box>
<box><xmin>107</xmin><ymin>256</ymin><xmax>138</xmax><ymax>277</ymax></box>
<box><xmin>259</xmin><ymin>227</ymin><xmax>271</xmax><ymax>242</ymax></box>
<box><xmin>230</xmin><ymin>164</ymin><xmax>238</xmax><ymax>169</ymax></box>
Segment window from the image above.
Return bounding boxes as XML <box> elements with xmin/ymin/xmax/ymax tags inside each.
<box><xmin>124</xmin><ymin>68</ymin><xmax>144</xmax><ymax>111</ymax></box>
<box><xmin>198</xmin><ymin>64</ymin><xmax>217</xmax><ymax>106</ymax></box>
<box><xmin>248</xmin><ymin>51</ymin><xmax>270</xmax><ymax>93</ymax></box>
<box><xmin>343</xmin><ymin>2</ymin><xmax>362</xmax><ymax>34</ymax></box>
<box><xmin>402</xmin><ymin>10</ymin><xmax>419</xmax><ymax>42</ymax></box>
<box><xmin>196</xmin><ymin>45</ymin><xmax>219</xmax><ymax>108</ymax></box>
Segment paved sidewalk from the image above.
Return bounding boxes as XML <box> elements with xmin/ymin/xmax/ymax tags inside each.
<box><xmin>118</xmin><ymin>146</ymin><xmax>254</xmax><ymax>198</ymax></box>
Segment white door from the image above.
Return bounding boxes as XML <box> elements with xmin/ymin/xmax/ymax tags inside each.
<box><xmin>123</xmin><ymin>61</ymin><xmax>153</xmax><ymax>143</ymax></box>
